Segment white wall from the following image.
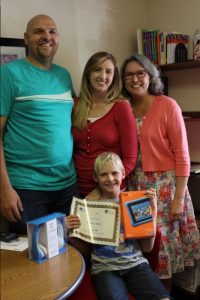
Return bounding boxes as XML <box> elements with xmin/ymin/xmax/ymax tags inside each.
<box><xmin>1</xmin><ymin>0</ymin><xmax>200</xmax><ymax>110</ymax></box>
<box><xmin>1</xmin><ymin>0</ymin><xmax>200</xmax><ymax>162</ymax></box>
<box><xmin>1</xmin><ymin>1</ymin><xmax>199</xmax><ymax>227</ymax></box>
<box><xmin>146</xmin><ymin>0</ymin><xmax>200</xmax><ymax>59</ymax></box>
<box><xmin>1</xmin><ymin>0</ymin><xmax>147</xmax><ymax>92</ymax></box>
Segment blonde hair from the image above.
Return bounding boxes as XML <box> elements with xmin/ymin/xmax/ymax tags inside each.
<box><xmin>94</xmin><ymin>152</ymin><xmax>125</xmax><ymax>177</ymax></box>
<box><xmin>73</xmin><ymin>52</ymin><xmax>122</xmax><ymax>130</ymax></box>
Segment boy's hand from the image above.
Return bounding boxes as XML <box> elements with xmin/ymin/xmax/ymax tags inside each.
<box><xmin>65</xmin><ymin>215</ymin><xmax>81</xmax><ymax>230</ymax></box>
<box><xmin>145</xmin><ymin>188</ymin><xmax>157</xmax><ymax>215</ymax></box>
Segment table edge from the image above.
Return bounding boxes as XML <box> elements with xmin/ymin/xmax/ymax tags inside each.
<box><xmin>56</xmin><ymin>250</ymin><xmax>86</xmax><ymax>300</ymax></box>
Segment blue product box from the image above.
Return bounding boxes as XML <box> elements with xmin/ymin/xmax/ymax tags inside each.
<box><xmin>27</xmin><ymin>212</ymin><xmax>67</xmax><ymax>263</ymax></box>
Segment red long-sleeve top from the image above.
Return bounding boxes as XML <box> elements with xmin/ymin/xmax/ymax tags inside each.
<box><xmin>72</xmin><ymin>100</ymin><xmax>138</xmax><ymax>197</ymax></box>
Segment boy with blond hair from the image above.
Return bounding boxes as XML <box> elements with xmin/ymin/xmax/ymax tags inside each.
<box><xmin>67</xmin><ymin>152</ymin><xmax>171</xmax><ymax>300</ymax></box>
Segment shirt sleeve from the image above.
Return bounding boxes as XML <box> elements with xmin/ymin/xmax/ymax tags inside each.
<box><xmin>166</xmin><ymin>100</ymin><xmax>190</xmax><ymax>176</ymax></box>
<box><xmin>114</xmin><ymin>100</ymin><xmax>138</xmax><ymax>176</ymax></box>
<box><xmin>0</xmin><ymin>64</ymin><xmax>14</xmax><ymax>116</ymax></box>
<box><xmin>69</xmin><ymin>75</ymin><xmax>76</xmax><ymax>98</ymax></box>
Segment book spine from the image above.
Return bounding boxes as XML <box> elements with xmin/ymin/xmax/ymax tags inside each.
<box><xmin>151</xmin><ymin>30</ymin><xmax>158</xmax><ymax>64</ymax></box>
<box><xmin>171</xmin><ymin>33</ymin><xmax>178</xmax><ymax>63</ymax></box>
<box><xmin>160</xmin><ymin>32</ymin><xmax>164</xmax><ymax>65</ymax></box>
<box><xmin>153</xmin><ymin>31</ymin><xmax>158</xmax><ymax>65</ymax></box>
<box><xmin>157</xmin><ymin>31</ymin><xmax>161</xmax><ymax>65</ymax></box>
<box><xmin>147</xmin><ymin>31</ymin><xmax>152</xmax><ymax>62</ymax></box>
<box><xmin>167</xmin><ymin>33</ymin><xmax>172</xmax><ymax>64</ymax></box>
<box><xmin>193</xmin><ymin>30</ymin><xmax>200</xmax><ymax>60</ymax></box>
<box><xmin>137</xmin><ymin>28</ymin><xmax>143</xmax><ymax>55</ymax></box>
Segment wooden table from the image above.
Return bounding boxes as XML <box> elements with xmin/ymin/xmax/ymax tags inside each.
<box><xmin>1</xmin><ymin>244</ymin><xmax>85</xmax><ymax>300</ymax></box>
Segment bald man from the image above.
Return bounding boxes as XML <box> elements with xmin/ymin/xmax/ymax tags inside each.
<box><xmin>0</xmin><ymin>15</ymin><xmax>77</xmax><ymax>233</ymax></box>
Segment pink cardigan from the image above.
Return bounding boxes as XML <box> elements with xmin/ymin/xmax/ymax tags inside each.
<box><xmin>139</xmin><ymin>95</ymin><xmax>190</xmax><ymax>176</ymax></box>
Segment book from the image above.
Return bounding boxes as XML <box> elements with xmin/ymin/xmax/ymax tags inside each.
<box><xmin>167</xmin><ymin>32</ymin><xmax>189</xmax><ymax>64</ymax></box>
<box><xmin>143</xmin><ymin>30</ymin><xmax>158</xmax><ymax>63</ymax></box>
<box><xmin>193</xmin><ymin>30</ymin><xmax>200</xmax><ymax>60</ymax></box>
<box><xmin>160</xmin><ymin>31</ymin><xmax>167</xmax><ymax>65</ymax></box>
<box><xmin>136</xmin><ymin>28</ymin><xmax>143</xmax><ymax>55</ymax></box>
<box><xmin>166</xmin><ymin>33</ymin><xmax>172</xmax><ymax>64</ymax></box>
<box><xmin>119</xmin><ymin>191</ymin><xmax>155</xmax><ymax>239</ymax></box>
<box><xmin>136</xmin><ymin>29</ymin><xmax>162</xmax><ymax>65</ymax></box>
<box><xmin>141</xmin><ymin>29</ymin><xmax>154</xmax><ymax>62</ymax></box>
<box><xmin>151</xmin><ymin>30</ymin><xmax>159</xmax><ymax>65</ymax></box>
<box><xmin>136</xmin><ymin>29</ymin><xmax>189</xmax><ymax>65</ymax></box>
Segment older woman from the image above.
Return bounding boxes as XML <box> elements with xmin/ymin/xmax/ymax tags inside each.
<box><xmin>121</xmin><ymin>53</ymin><xmax>200</xmax><ymax>291</ymax></box>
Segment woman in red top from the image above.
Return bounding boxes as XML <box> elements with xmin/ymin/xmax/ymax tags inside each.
<box><xmin>72</xmin><ymin>51</ymin><xmax>137</xmax><ymax>197</ymax></box>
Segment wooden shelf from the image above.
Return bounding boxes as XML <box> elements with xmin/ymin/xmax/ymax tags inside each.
<box><xmin>183</xmin><ymin>111</ymin><xmax>200</xmax><ymax>119</ymax></box>
<box><xmin>160</xmin><ymin>60</ymin><xmax>200</xmax><ymax>71</ymax></box>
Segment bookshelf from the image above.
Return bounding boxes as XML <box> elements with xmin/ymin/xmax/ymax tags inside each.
<box><xmin>160</xmin><ymin>59</ymin><xmax>200</xmax><ymax>71</ymax></box>
<box><xmin>160</xmin><ymin>60</ymin><xmax>200</xmax><ymax>120</ymax></box>
<box><xmin>136</xmin><ymin>29</ymin><xmax>191</xmax><ymax>66</ymax></box>
<box><xmin>165</xmin><ymin>61</ymin><xmax>200</xmax><ymax>297</ymax></box>
<box><xmin>182</xmin><ymin>111</ymin><xmax>200</xmax><ymax>119</ymax></box>
<box><xmin>137</xmin><ymin>30</ymin><xmax>200</xmax><ymax>119</ymax></box>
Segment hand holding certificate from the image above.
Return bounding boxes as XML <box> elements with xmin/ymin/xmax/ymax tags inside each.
<box><xmin>69</xmin><ymin>197</ymin><xmax>120</xmax><ymax>246</ymax></box>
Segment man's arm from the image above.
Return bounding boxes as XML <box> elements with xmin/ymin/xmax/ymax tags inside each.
<box><xmin>0</xmin><ymin>116</ymin><xmax>23</xmax><ymax>222</ymax></box>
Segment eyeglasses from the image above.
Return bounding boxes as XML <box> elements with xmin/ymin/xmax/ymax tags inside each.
<box><xmin>124</xmin><ymin>70</ymin><xmax>147</xmax><ymax>80</ymax></box>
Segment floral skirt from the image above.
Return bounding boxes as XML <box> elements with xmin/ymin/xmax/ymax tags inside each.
<box><xmin>128</xmin><ymin>169</ymin><xmax>200</xmax><ymax>279</ymax></box>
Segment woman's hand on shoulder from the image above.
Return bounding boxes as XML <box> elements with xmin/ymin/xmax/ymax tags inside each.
<box><xmin>86</xmin><ymin>187</ymin><xmax>101</xmax><ymax>201</ymax></box>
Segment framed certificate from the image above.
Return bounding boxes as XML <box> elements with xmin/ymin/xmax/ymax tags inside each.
<box><xmin>0</xmin><ymin>38</ymin><xmax>27</xmax><ymax>64</ymax></box>
<box><xmin>70</xmin><ymin>197</ymin><xmax>120</xmax><ymax>246</ymax></box>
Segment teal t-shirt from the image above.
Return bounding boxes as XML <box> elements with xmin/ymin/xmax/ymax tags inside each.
<box><xmin>1</xmin><ymin>59</ymin><xmax>76</xmax><ymax>190</ymax></box>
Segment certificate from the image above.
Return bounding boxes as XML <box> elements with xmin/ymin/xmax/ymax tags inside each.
<box><xmin>69</xmin><ymin>197</ymin><xmax>120</xmax><ymax>246</ymax></box>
